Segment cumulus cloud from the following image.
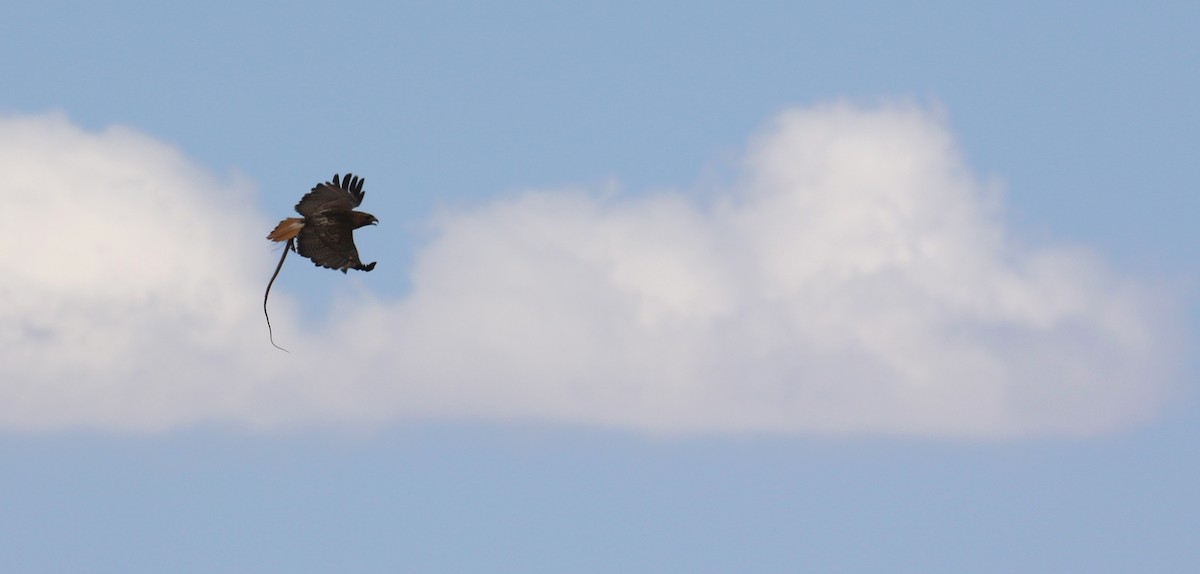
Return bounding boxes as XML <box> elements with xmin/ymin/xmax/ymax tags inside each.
<box><xmin>0</xmin><ymin>113</ymin><xmax>283</xmax><ymax>430</ymax></box>
<box><xmin>0</xmin><ymin>105</ymin><xmax>1183</xmax><ymax>436</ymax></box>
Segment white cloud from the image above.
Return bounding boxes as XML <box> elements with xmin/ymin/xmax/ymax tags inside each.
<box><xmin>0</xmin><ymin>113</ymin><xmax>282</xmax><ymax>430</ymax></box>
<box><xmin>0</xmin><ymin>105</ymin><xmax>1183</xmax><ymax>436</ymax></box>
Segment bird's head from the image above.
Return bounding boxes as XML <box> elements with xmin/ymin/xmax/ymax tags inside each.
<box><xmin>352</xmin><ymin>211</ymin><xmax>379</xmax><ymax>229</ymax></box>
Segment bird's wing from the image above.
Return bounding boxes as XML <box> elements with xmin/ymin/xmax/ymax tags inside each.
<box><xmin>295</xmin><ymin>212</ymin><xmax>364</xmax><ymax>272</ymax></box>
<box><xmin>294</xmin><ymin>173</ymin><xmax>365</xmax><ymax>217</ymax></box>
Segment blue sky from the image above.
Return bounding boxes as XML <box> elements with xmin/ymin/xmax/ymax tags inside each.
<box><xmin>2</xmin><ymin>1</ymin><xmax>1198</xmax><ymax>571</ymax></box>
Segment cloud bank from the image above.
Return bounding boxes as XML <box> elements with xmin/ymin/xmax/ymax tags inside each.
<box><xmin>0</xmin><ymin>105</ymin><xmax>1182</xmax><ymax>436</ymax></box>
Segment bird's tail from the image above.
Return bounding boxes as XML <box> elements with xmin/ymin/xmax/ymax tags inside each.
<box><xmin>267</xmin><ymin>218</ymin><xmax>304</xmax><ymax>242</ymax></box>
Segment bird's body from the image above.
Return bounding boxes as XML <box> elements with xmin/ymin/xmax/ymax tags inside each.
<box><xmin>263</xmin><ymin>173</ymin><xmax>378</xmax><ymax>350</ymax></box>
<box><xmin>267</xmin><ymin>173</ymin><xmax>378</xmax><ymax>272</ymax></box>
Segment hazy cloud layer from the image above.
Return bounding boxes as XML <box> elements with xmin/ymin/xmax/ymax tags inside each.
<box><xmin>0</xmin><ymin>105</ymin><xmax>1182</xmax><ymax>436</ymax></box>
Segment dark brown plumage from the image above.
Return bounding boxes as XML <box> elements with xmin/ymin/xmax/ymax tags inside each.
<box><xmin>263</xmin><ymin>173</ymin><xmax>378</xmax><ymax>351</ymax></box>
<box><xmin>270</xmin><ymin>173</ymin><xmax>378</xmax><ymax>272</ymax></box>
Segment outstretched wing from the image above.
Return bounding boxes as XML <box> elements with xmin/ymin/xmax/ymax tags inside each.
<box><xmin>295</xmin><ymin>211</ymin><xmax>366</xmax><ymax>272</ymax></box>
<box><xmin>294</xmin><ymin>173</ymin><xmax>365</xmax><ymax>217</ymax></box>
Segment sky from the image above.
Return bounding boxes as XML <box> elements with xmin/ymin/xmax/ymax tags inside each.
<box><xmin>1</xmin><ymin>1</ymin><xmax>1198</xmax><ymax>572</ymax></box>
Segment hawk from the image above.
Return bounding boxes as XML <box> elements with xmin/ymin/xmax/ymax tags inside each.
<box><xmin>263</xmin><ymin>173</ymin><xmax>378</xmax><ymax>350</ymax></box>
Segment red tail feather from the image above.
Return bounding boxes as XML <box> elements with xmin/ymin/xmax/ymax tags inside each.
<box><xmin>267</xmin><ymin>218</ymin><xmax>304</xmax><ymax>242</ymax></box>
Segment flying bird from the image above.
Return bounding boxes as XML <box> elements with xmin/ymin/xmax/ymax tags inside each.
<box><xmin>264</xmin><ymin>173</ymin><xmax>378</xmax><ymax>351</ymax></box>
